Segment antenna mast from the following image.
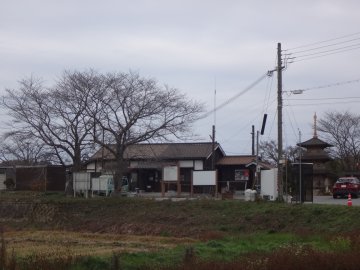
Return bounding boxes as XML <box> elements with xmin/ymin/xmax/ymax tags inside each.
<box><xmin>214</xmin><ymin>77</ymin><xmax>217</xmax><ymax>127</ymax></box>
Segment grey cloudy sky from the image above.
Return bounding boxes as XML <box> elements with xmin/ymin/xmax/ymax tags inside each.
<box><xmin>1</xmin><ymin>0</ymin><xmax>360</xmax><ymax>154</ymax></box>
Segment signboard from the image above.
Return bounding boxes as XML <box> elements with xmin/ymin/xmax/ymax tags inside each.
<box><xmin>163</xmin><ymin>165</ymin><xmax>178</xmax><ymax>181</ymax></box>
<box><xmin>235</xmin><ymin>169</ymin><xmax>249</xmax><ymax>181</ymax></box>
<box><xmin>193</xmin><ymin>171</ymin><xmax>216</xmax><ymax>186</ymax></box>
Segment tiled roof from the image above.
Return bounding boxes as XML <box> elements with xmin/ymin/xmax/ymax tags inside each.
<box><xmin>90</xmin><ymin>142</ymin><xmax>224</xmax><ymax>161</ymax></box>
<box><xmin>297</xmin><ymin>137</ymin><xmax>333</xmax><ymax>148</ymax></box>
<box><xmin>216</xmin><ymin>155</ymin><xmax>256</xmax><ymax>165</ymax></box>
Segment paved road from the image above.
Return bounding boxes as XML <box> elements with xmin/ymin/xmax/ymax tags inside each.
<box><xmin>312</xmin><ymin>195</ymin><xmax>360</xmax><ymax>206</ymax></box>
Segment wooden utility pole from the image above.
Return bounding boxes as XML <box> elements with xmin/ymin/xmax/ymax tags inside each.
<box><xmin>299</xmin><ymin>129</ymin><xmax>302</xmax><ymax>203</ymax></box>
<box><xmin>277</xmin><ymin>42</ymin><xmax>283</xmax><ymax>199</ymax></box>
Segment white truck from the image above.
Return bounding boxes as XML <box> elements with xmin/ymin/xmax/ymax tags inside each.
<box><xmin>73</xmin><ymin>172</ymin><xmax>128</xmax><ymax>197</ymax></box>
<box><xmin>91</xmin><ymin>175</ymin><xmax>114</xmax><ymax>196</ymax></box>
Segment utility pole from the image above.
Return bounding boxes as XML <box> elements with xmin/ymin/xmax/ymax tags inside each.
<box><xmin>299</xmin><ymin>129</ymin><xmax>302</xmax><ymax>203</ymax></box>
<box><xmin>277</xmin><ymin>42</ymin><xmax>283</xmax><ymax>199</ymax></box>
<box><xmin>255</xmin><ymin>130</ymin><xmax>259</xmax><ymax>189</ymax></box>
<box><xmin>251</xmin><ymin>125</ymin><xmax>255</xmax><ymax>155</ymax></box>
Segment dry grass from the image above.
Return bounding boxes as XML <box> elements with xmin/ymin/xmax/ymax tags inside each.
<box><xmin>3</xmin><ymin>230</ymin><xmax>197</xmax><ymax>259</ymax></box>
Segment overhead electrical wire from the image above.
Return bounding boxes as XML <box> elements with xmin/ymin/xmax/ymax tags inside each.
<box><xmin>220</xmin><ymin>97</ymin><xmax>277</xmax><ymax>144</ymax></box>
<box><xmin>284</xmin><ymin>100</ymin><xmax>360</xmax><ymax>107</ymax></box>
<box><xmin>287</xmin><ymin>37</ymin><xmax>360</xmax><ymax>54</ymax></box>
<box><xmin>274</xmin><ymin>32</ymin><xmax>360</xmax><ymax>149</ymax></box>
<box><xmin>285</xmin><ymin>96</ymin><xmax>360</xmax><ymax>101</ymax></box>
<box><xmin>291</xmin><ymin>46</ymin><xmax>360</xmax><ymax>63</ymax></box>
<box><xmin>283</xmin><ymin>32</ymin><xmax>360</xmax><ymax>64</ymax></box>
<box><xmin>285</xmin><ymin>31</ymin><xmax>360</xmax><ymax>51</ymax></box>
<box><xmin>286</xmin><ymin>103</ymin><xmax>300</xmax><ymax>133</ymax></box>
<box><xmin>284</xmin><ymin>107</ymin><xmax>299</xmax><ymax>148</ymax></box>
<box><xmin>291</xmin><ymin>42</ymin><xmax>360</xmax><ymax>59</ymax></box>
<box><xmin>284</xmin><ymin>77</ymin><xmax>360</xmax><ymax>93</ymax></box>
<box><xmin>199</xmin><ymin>72</ymin><xmax>268</xmax><ymax>119</ymax></box>
<box><xmin>265</xmin><ymin>109</ymin><xmax>277</xmax><ymax>142</ymax></box>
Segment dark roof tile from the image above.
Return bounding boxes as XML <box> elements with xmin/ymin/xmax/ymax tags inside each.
<box><xmin>90</xmin><ymin>142</ymin><xmax>224</xmax><ymax>161</ymax></box>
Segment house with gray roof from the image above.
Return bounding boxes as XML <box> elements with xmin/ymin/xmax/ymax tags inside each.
<box><xmin>87</xmin><ymin>142</ymin><xmax>226</xmax><ymax>193</ymax></box>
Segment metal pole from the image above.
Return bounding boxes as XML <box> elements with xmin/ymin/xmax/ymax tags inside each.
<box><xmin>211</xmin><ymin>125</ymin><xmax>215</xmax><ymax>170</ymax></box>
<box><xmin>256</xmin><ymin>130</ymin><xmax>259</xmax><ymax>190</ymax></box>
<box><xmin>277</xmin><ymin>42</ymin><xmax>283</xmax><ymax>199</ymax></box>
<box><xmin>285</xmin><ymin>156</ymin><xmax>288</xmax><ymax>203</ymax></box>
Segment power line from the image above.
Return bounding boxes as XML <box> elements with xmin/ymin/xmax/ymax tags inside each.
<box><xmin>285</xmin><ymin>96</ymin><xmax>360</xmax><ymax>101</ymax></box>
<box><xmin>291</xmin><ymin>45</ymin><xmax>360</xmax><ymax>63</ymax></box>
<box><xmin>291</xmin><ymin>42</ymin><xmax>360</xmax><ymax>59</ymax></box>
<box><xmin>199</xmin><ymin>72</ymin><xmax>268</xmax><ymax>119</ymax></box>
<box><xmin>284</xmin><ymin>100</ymin><xmax>360</xmax><ymax>107</ymax></box>
<box><xmin>283</xmin><ymin>32</ymin><xmax>360</xmax><ymax>64</ymax></box>
<box><xmin>285</xmin><ymin>78</ymin><xmax>360</xmax><ymax>93</ymax></box>
<box><xmin>285</xmin><ymin>32</ymin><xmax>360</xmax><ymax>51</ymax></box>
<box><xmin>287</xmin><ymin>101</ymin><xmax>300</xmax><ymax>132</ymax></box>
<box><xmin>287</xmin><ymin>37</ymin><xmax>360</xmax><ymax>55</ymax></box>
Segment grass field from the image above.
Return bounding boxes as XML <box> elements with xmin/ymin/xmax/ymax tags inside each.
<box><xmin>1</xmin><ymin>192</ymin><xmax>360</xmax><ymax>269</ymax></box>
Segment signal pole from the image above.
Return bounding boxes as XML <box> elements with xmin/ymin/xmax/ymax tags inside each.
<box><xmin>211</xmin><ymin>125</ymin><xmax>216</xmax><ymax>170</ymax></box>
<box><xmin>277</xmin><ymin>42</ymin><xmax>283</xmax><ymax>199</ymax></box>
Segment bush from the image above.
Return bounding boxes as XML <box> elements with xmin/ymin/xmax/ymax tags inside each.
<box><xmin>4</xmin><ymin>178</ymin><xmax>15</xmax><ymax>190</ymax></box>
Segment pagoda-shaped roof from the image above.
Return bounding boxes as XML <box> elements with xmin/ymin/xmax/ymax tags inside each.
<box><xmin>296</xmin><ymin>113</ymin><xmax>333</xmax><ymax>163</ymax></box>
<box><xmin>297</xmin><ymin>113</ymin><xmax>333</xmax><ymax>149</ymax></box>
<box><xmin>297</xmin><ymin>137</ymin><xmax>333</xmax><ymax>149</ymax></box>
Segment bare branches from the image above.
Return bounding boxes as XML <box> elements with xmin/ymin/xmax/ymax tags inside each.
<box><xmin>0</xmin><ymin>132</ymin><xmax>55</xmax><ymax>165</ymax></box>
<box><xmin>1</xmin><ymin>70</ymin><xmax>203</xmax><ymax>175</ymax></box>
<box><xmin>259</xmin><ymin>140</ymin><xmax>298</xmax><ymax>166</ymax></box>
<box><xmin>318</xmin><ymin>111</ymin><xmax>360</xmax><ymax>172</ymax></box>
<box><xmin>92</xmin><ymin>71</ymin><xmax>204</xmax><ymax>154</ymax></box>
<box><xmin>2</xmin><ymin>71</ymin><xmax>99</xmax><ymax>170</ymax></box>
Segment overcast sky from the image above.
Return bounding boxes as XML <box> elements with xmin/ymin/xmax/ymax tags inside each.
<box><xmin>1</xmin><ymin>0</ymin><xmax>360</xmax><ymax>155</ymax></box>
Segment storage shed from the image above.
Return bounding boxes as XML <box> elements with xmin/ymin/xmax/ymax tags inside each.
<box><xmin>1</xmin><ymin>165</ymin><xmax>66</xmax><ymax>191</ymax></box>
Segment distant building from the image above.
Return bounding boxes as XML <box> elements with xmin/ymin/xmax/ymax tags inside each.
<box><xmin>297</xmin><ymin>113</ymin><xmax>333</xmax><ymax>194</ymax></box>
<box><xmin>0</xmin><ymin>165</ymin><xmax>66</xmax><ymax>191</ymax></box>
<box><xmin>87</xmin><ymin>142</ymin><xmax>225</xmax><ymax>192</ymax></box>
<box><xmin>86</xmin><ymin>142</ymin><xmax>273</xmax><ymax>194</ymax></box>
<box><xmin>216</xmin><ymin>155</ymin><xmax>273</xmax><ymax>192</ymax></box>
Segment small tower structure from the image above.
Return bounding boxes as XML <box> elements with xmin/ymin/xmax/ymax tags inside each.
<box><xmin>297</xmin><ymin>113</ymin><xmax>333</xmax><ymax>194</ymax></box>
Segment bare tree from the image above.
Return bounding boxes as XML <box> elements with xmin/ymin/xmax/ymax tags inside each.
<box><xmin>2</xmin><ymin>71</ymin><xmax>98</xmax><ymax>171</ymax></box>
<box><xmin>0</xmin><ymin>133</ymin><xmax>54</xmax><ymax>165</ymax></box>
<box><xmin>259</xmin><ymin>139</ymin><xmax>298</xmax><ymax>166</ymax></box>
<box><xmin>89</xmin><ymin>71</ymin><xmax>204</xmax><ymax>185</ymax></box>
<box><xmin>2</xmin><ymin>70</ymin><xmax>204</xmax><ymax>179</ymax></box>
<box><xmin>318</xmin><ymin>111</ymin><xmax>360</xmax><ymax>172</ymax></box>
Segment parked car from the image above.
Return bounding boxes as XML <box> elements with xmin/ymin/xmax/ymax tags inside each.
<box><xmin>333</xmin><ymin>177</ymin><xmax>360</xmax><ymax>198</ymax></box>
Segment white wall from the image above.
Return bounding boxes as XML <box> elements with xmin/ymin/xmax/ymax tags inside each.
<box><xmin>179</xmin><ymin>160</ymin><xmax>193</xmax><ymax>168</ymax></box>
<box><xmin>194</xmin><ymin>160</ymin><xmax>203</xmax><ymax>170</ymax></box>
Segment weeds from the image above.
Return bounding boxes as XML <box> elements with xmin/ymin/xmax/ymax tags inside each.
<box><xmin>166</xmin><ymin>242</ymin><xmax>360</xmax><ymax>270</ymax></box>
<box><xmin>110</xmin><ymin>253</ymin><xmax>121</xmax><ymax>270</ymax></box>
